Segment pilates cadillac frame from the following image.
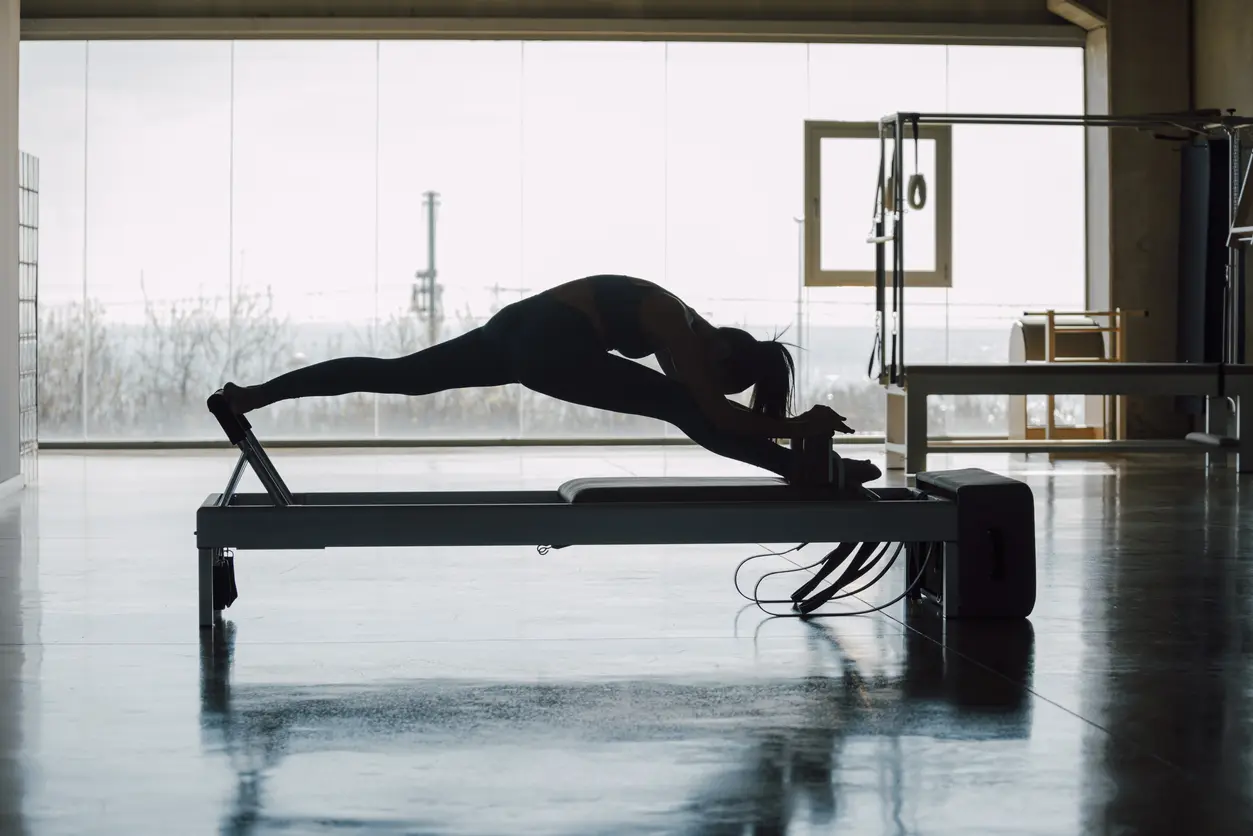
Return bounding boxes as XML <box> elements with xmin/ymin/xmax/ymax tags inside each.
<box><xmin>196</xmin><ymin>397</ymin><xmax>1038</xmax><ymax>630</ymax></box>
<box><xmin>871</xmin><ymin>110</ymin><xmax>1253</xmax><ymax>387</ymax></box>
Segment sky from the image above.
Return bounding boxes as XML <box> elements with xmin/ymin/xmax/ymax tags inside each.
<box><xmin>16</xmin><ymin>40</ymin><xmax>1088</xmax><ymax>332</ymax></box>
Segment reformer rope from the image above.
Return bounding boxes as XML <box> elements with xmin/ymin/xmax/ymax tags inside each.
<box><xmin>732</xmin><ymin>539</ymin><xmax>935</xmax><ymax>620</ymax></box>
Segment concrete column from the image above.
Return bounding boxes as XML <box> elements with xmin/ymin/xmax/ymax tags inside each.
<box><xmin>1088</xmin><ymin>0</ymin><xmax>1192</xmax><ymax>438</ymax></box>
<box><xmin>1193</xmin><ymin>0</ymin><xmax>1253</xmax><ymax>123</ymax></box>
<box><xmin>0</xmin><ymin>0</ymin><xmax>16</xmax><ymax>487</ymax></box>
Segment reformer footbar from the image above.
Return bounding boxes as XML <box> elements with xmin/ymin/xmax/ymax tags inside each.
<box><xmin>195</xmin><ymin>392</ymin><xmax>1039</xmax><ymax>630</ymax></box>
<box><xmin>207</xmin><ymin>390</ymin><xmax>294</xmax><ymax>507</ymax></box>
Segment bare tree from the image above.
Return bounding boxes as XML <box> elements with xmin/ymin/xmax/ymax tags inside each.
<box><xmin>131</xmin><ymin>278</ymin><xmax>293</xmax><ymax>434</ymax></box>
<box><xmin>217</xmin><ymin>285</ymin><xmax>292</xmax><ymax>386</ymax></box>
<box><xmin>37</xmin><ymin>300</ymin><xmax>129</xmax><ymax>436</ymax></box>
<box><xmin>134</xmin><ymin>281</ymin><xmax>220</xmax><ymax>417</ymax></box>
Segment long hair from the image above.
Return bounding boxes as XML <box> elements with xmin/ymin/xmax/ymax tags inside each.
<box><xmin>749</xmin><ymin>339</ymin><xmax>796</xmax><ymax>420</ymax></box>
<box><xmin>717</xmin><ymin>327</ymin><xmax>797</xmax><ymax>420</ymax></box>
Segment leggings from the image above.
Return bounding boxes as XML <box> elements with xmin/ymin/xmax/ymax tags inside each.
<box><xmin>248</xmin><ymin>293</ymin><xmax>792</xmax><ymax>477</ymax></box>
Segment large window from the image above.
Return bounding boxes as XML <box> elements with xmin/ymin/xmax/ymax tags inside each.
<box><xmin>20</xmin><ymin>40</ymin><xmax>1086</xmax><ymax>442</ymax></box>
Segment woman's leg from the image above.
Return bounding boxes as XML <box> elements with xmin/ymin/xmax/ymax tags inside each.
<box><xmin>225</xmin><ymin>326</ymin><xmax>513</xmax><ymax>414</ymax></box>
<box><xmin>516</xmin><ymin>347</ymin><xmax>793</xmax><ymax>477</ymax></box>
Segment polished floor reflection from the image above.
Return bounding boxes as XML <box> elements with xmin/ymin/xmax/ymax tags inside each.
<box><xmin>2</xmin><ymin>447</ymin><xmax>1252</xmax><ymax>834</ymax></box>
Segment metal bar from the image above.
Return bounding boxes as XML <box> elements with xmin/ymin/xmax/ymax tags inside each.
<box><xmin>894</xmin><ymin>114</ymin><xmax>906</xmax><ymax>386</ymax></box>
<box><xmin>874</xmin><ymin>124</ymin><xmax>888</xmax><ymax>382</ymax></box>
<box><xmin>219</xmin><ymin>451</ymin><xmax>248</xmax><ymax>508</ymax></box>
<box><xmin>1021</xmin><ymin>309</ymin><xmax>1148</xmax><ymax>317</ymax></box>
<box><xmin>39</xmin><ymin>436</ymin><xmax>705</xmax><ymax>451</ymax></box>
<box><xmin>903</xmin><ymin>362</ymin><xmax>1222</xmax><ymax>396</ymax></box>
<box><xmin>42</xmin><ymin>435</ymin><xmax>886</xmax><ymax>452</ymax></box>
<box><xmin>240</xmin><ymin>430</ymin><xmax>294</xmax><ymax>506</ymax></box>
<box><xmin>1232</xmin><ymin>132</ymin><xmax>1246</xmax><ymax>363</ymax></box>
<box><xmin>220</xmin><ymin>489</ymin><xmax>563</xmax><ymax>507</ymax></box>
<box><xmin>928</xmin><ymin>438</ymin><xmax>1206</xmax><ymax>454</ymax></box>
<box><xmin>884</xmin><ymin>111</ymin><xmax>1253</xmax><ymax>129</ymax></box>
<box><xmin>195</xmin><ymin>495</ymin><xmax>958</xmax><ymax>551</ymax></box>
<box><xmin>1038</xmin><ymin>326</ymin><xmax>1119</xmax><ymax>333</ymax></box>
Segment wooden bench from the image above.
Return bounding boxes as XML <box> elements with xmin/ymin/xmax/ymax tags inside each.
<box><xmin>885</xmin><ymin>363</ymin><xmax>1252</xmax><ymax>473</ymax></box>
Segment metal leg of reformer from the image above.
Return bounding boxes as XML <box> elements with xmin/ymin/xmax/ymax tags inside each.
<box><xmin>199</xmin><ymin>547</ymin><xmax>215</xmax><ymax>630</ymax></box>
<box><xmin>1237</xmin><ymin>393</ymin><xmax>1253</xmax><ymax>474</ymax></box>
<box><xmin>1204</xmin><ymin>395</ymin><xmax>1235</xmax><ymax>470</ymax></box>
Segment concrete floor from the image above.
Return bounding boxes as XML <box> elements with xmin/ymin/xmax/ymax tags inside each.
<box><xmin>1</xmin><ymin>445</ymin><xmax>1251</xmax><ymax>835</ymax></box>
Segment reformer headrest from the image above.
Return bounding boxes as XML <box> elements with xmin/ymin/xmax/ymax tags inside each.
<box><xmin>559</xmin><ymin>476</ymin><xmax>830</xmax><ymax>504</ymax></box>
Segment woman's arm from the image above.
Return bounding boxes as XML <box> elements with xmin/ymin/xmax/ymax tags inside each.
<box><xmin>644</xmin><ymin>295</ymin><xmax>815</xmax><ymax>438</ymax></box>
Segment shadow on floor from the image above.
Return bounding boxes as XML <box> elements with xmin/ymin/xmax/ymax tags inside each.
<box><xmin>198</xmin><ymin>613</ymin><xmax>1035</xmax><ymax>835</ymax></box>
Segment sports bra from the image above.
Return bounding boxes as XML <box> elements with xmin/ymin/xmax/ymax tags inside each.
<box><xmin>589</xmin><ymin>274</ymin><xmax>669</xmax><ymax>359</ymax></box>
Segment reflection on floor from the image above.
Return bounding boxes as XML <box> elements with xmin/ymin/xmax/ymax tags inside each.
<box><xmin>1</xmin><ymin>447</ymin><xmax>1252</xmax><ymax>834</ymax></box>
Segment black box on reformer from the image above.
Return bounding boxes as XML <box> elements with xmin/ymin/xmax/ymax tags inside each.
<box><xmin>910</xmin><ymin>468</ymin><xmax>1036</xmax><ymax>619</ymax></box>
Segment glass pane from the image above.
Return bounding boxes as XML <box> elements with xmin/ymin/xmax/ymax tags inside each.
<box><xmin>818</xmin><ymin>136</ymin><xmax>937</xmax><ymax>274</ymax></box>
<box><xmin>798</xmin><ymin>286</ymin><xmax>880</xmax><ymax>436</ymax></box>
<box><xmin>807</xmin><ymin>44</ymin><xmax>948</xmax><ymax>122</ymax></box>
<box><xmin>230</xmin><ymin>42</ymin><xmax>379</xmax><ymax>441</ymax></box>
<box><xmin>520</xmin><ymin>41</ymin><xmax>666</xmax><ymax>287</ymax></box>
<box><xmin>377</xmin><ymin>41</ymin><xmax>524</xmax><ymax>439</ymax></box>
<box><xmin>83</xmin><ymin>42</ymin><xmax>232</xmax><ymax>439</ymax></box>
<box><xmin>20</xmin><ymin>42</ymin><xmax>88</xmax><ymax>440</ymax></box>
<box><xmin>932</xmin><ymin>46</ymin><xmax>1086</xmax><ymax>437</ymax></box>
<box><xmin>665</xmin><ymin>43</ymin><xmax>809</xmax><ymax>433</ymax></box>
<box><xmin>666</xmin><ymin>43</ymin><xmax>808</xmax><ymax>309</ymax></box>
<box><xmin>21</xmin><ymin>39</ymin><xmax>1086</xmax><ymax>445</ymax></box>
<box><xmin>519</xmin><ymin>41</ymin><xmax>667</xmax><ymax>438</ymax></box>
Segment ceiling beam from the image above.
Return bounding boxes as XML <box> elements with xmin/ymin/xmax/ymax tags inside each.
<box><xmin>1047</xmin><ymin>0</ymin><xmax>1105</xmax><ymax>31</ymax></box>
<box><xmin>19</xmin><ymin>15</ymin><xmax>1085</xmax><ymax>44</ymax></box>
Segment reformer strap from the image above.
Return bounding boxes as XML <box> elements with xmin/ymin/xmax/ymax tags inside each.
<box><xmin>790</xmin><ymin>542</ymin><xmax>858</xmax><ymax>603</ymax></box>
<box><xmin>796</xmin><ymin>541</ymin><xmax>885</xmax><ymax>615</ymax></box>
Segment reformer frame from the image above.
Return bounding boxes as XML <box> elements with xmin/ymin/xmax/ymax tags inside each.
<box><xmin>871</xmin><ymin>110</ymin><xmax>1253</xmax><ymax>387</ymax></box>
<box><xmin>195</xmin><ymin>401</ymin><xmax>997</xmax><ymax>630</ymax></box>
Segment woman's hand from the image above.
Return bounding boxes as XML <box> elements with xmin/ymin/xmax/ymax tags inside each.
<box><xmin>795</xmin><ymin>405</ymin><xmax>855</xmax><ymax>436</ymax></box>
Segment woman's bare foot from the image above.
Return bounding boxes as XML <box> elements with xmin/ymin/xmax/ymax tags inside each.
<box><xmin>221</xmin><ymin>382</ymin><xmax>265</xmax><ymax>415</ymax></box>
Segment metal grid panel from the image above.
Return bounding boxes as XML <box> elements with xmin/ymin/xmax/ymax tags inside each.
<box><xmin>18</xmin><ymin>152</ymin><xmax>38</xmax><ymax>485</ymax></box>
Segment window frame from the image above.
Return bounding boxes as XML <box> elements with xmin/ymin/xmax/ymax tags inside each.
<box><xmin>803</xmin><ymin>119</ymin><xmax>953</xmax><ymax>288</ymax></box>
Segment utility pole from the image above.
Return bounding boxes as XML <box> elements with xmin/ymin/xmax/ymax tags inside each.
<box><xmin>487</xmin><ymin>282</ymin><xmax>529</xmax><ymax>315</ymax></box>
<box><xmin>411</xmin><ymin>190</ymin><xmax>442</xmax><ymax>346</ymax></box>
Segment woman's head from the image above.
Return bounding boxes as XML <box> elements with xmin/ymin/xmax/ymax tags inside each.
<box><xmin>714</xmin><ymin>327</ymin><xmax>796</xmax><ymax>420</ymax></box>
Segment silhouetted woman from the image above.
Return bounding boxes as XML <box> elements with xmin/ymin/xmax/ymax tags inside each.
<box><xmin>219</xmin><ymin>275</ymin><xmax>879</xmax><ymax>485</ymax></box>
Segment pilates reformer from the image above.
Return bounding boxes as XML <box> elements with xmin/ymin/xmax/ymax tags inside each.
<box><xmin>196</xmin><ymin>392</ymin><xmax>1038</xmax><ymax>630</ymax></box>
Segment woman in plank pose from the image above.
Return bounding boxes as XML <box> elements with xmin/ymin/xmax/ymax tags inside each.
<box><xmin>219</xmin><ymin>274</ymin><xmax>879</xmax><ymax>485</ymax></box>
